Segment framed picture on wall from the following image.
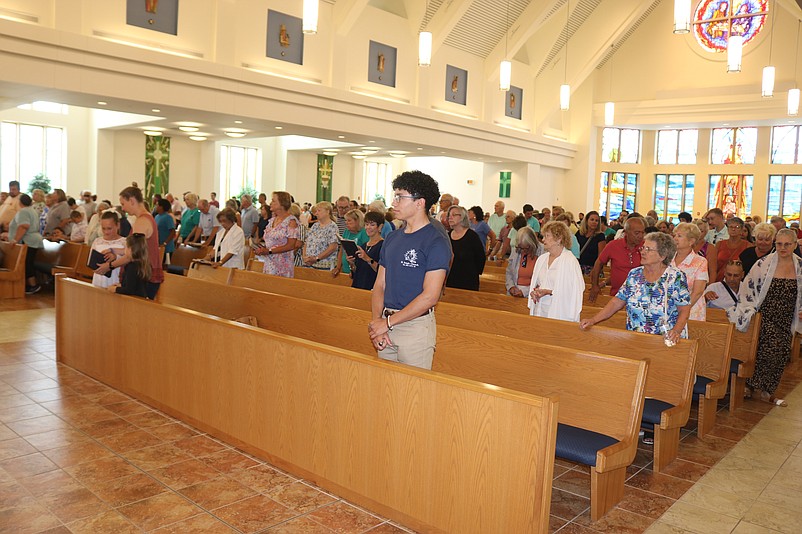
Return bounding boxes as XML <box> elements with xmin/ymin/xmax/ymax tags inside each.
<box><xmin>505</xmin><ymin>86</ymin><xmax>523</xmax><ymax>120</ymax></box>
<box><xmin>126</xmin><ymin>0</ymin><xmax>179</xmax><ymax>35</ymax></box>
<box><xmin>266</xmin><ymin>10</ymin><xmax>304</xmax><ymax>65</ymax></box>
<box><xmin>367</xmin><ymin>41</ymin><xmax>397</xmax><ymax>87</ymax></box>
<box><xmin>445</xmin><ymin>65</ymin><xmax>467</xmax><ymax>105</ymax></box>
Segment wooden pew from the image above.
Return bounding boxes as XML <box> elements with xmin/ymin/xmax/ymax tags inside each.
<box><xmin>56</xmin><ymin>276</ymin><xmax>557</xmax><ymax>534</ymax></box>
<box><xmin>581</xmin><ymin>306</ymin><xmax>733</xmax><ymax>439</ymax></box>
<box><xmin>706</xmin><ymin>308</ymin><xmax>760</xmax><ymax>412</ymax></box>
<box><xmin>34</xmin><ymin>240</ymin><xmax>83</xmax><ymax>277</ymax></box>
<box><xmin>195</xmin><ymin>265</ymin><xmax>695</xmax><ymax>473</ymax></box>
<box><xmin>187</xmin><ymin>261</ymin><xmax>234</xmax><ymax>285</ymax></box>
<box><xmin>0</xmin><ymin>241</ymin><xmax>27</xmax><ymax>298</ymax></box>
<box><xmin>159</xmin><ymin>273</ymin><xmax>649</xmax><ymax>519</ymax></box>
<box><xmin>247</xmin><ymin>258</ymin><xmax>354</xmax><ymax>287</ymax></box>
<box><xmin>52</xmin><ymin>244</ymin><xmax>92</xmax><ymax>281</ymax></box>
<box><xmin>166</xmin><ymin>244</ymin><xmax>209</xmax><ymax>275</ymax></box>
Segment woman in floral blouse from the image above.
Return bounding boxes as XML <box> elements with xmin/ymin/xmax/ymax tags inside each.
<box><xmin>302</xmin><ymin>201</ymin><xmax>339</xmax><ymax>270</ymax></box>
<box><xmin>253</xmin><ymin>191</ymin><xmax>299</xmax><ymax>277</ymax></box>
<box><xmin>580</xmin><ymin>231</ymin><xmax>691</xmax><ymax>344</ymax></box>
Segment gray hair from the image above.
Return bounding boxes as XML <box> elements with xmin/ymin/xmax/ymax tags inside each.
<box><xmin>645</xmin><ymin>232</ymin><xmax>676</xmax><ymax>266</ymax></box>
<box><xmin>447</xmin><ymin>205</ymin><xmax>470</xmax><ymax>229</ymax></box>
<box><xmin>776</xmin><ymin>228</ymin><xmax>797</xmax><ymax>243</ymax></box>
<box><xmin>516</xmin><ymin>226</ymin><xmax>540</xmax><ymax>252</ymax></box>
<box><xmin>368</xmin><ymin>199</ymin><xmax>387</xmax><ymax>215</ymax></box>
<box><xmin>624</xmin><ymin>216</ymin><xmax>646</xmax><ymax>231</ymax></box>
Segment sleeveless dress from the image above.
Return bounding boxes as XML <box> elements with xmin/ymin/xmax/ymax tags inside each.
<box><xmin>141</xmin><ymin>212</ymin><xmax>164</xmax><ymax>283</ymax></box>
<box><xmin>746</xmin><ymin>278</ymin><xmax>796</xmax><ymax>394</ymax></box>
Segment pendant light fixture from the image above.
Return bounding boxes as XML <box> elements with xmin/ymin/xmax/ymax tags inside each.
<box><xmin>605</xmin><ymin>46</ymin><xmax>615</xmax><ymax>126</ymax></box>
<box><xmin>762</xmin><ymin>0</ymin><xmax>776</xmax><ymax>97</ymax></box>
<box><xmin>499</xmin><ymin>0</ymin><xmax>512</xmax><ymax>91</ymax></box>
<box><xmin>790</xmin><ymin>21</ymin><xmax>801</xmax><ymax>116</ymax></box>
<box><xmin>303</xmin><ymin>0</ymin><xmax>318</xmax><ymax>34</ymax></box>
<box><xmin>673</xmin><ymin>0</ymin><xmax>691</xmax><ymax>34</ymax></box>
<box><xmin>560</xmin><ymin>1</ymin><xmax>570</xmax><ymax>110</ymax></box>
<box><xmin>727</xmin><ymin>34</ymin><xmax>743</xmax><ymax>73</ymax></box>
<box><xmin>419</xmin><ymin>0</ymin><xmax>432</xmax><ymax>66</ymax></box>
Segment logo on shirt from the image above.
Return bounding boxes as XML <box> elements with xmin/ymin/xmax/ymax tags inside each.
<box><xmin>402</xmin><ymin>248</ymin><xmax>419</xmax><ymax>268</ymax></box>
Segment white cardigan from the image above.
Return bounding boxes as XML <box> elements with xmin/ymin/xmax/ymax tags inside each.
<box><xmin>212</xmin><ymin>224</ymin><xmax>246</xmax><ymax>269</ymax></box>
<box><xmin>527</xmin><ymin>247</ymin><xmax>585</xmax><ymax>322</ymax></box>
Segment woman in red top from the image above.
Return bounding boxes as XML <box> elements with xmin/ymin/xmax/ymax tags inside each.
<box><xmin>714</xmin><ymin>217</ymin><xmax>752</xmax><ymax>283</ymax></box>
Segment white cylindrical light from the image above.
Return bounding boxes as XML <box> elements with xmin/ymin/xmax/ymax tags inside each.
<box><xmin>762</xmin><ymin>66</ymin><xmax>776</xmax><ymax>97</ymax></box>
<box><xmin>789</xmin><ymin>88</ymin><xmax>801</xmax><ymax>116</ymax></box>
<box><xmin>560</xmin><ymin>84</ymin><xmax>571</xmax><ymax>111</ymax></box>
<box><xmin>418</xmin><ymin>31</ymin><xmax>432</xmax><ymax>67</ymax></box>
<box><xmin>673</xmin><ymin>0</ymin><xmax>691</xmax><ymax>34</ymax></box>
<box><xmin>727</xmin><ymin>35</ymin><xmax>743</xmax><ymax>73</ymax></box>
<box><xmin>303</xmin><ymin>0</ymin><xmax>318</xmax><ymax>34</ymax></box>
<box><xmin>604</xmin><ymin>102</ymin><xmax>615</xmax><ymax>126</ymax></box>
<box><xmin>499</xmin><ymin>60</ymin><xmax>512</xmax><ymax>91</ymax></box>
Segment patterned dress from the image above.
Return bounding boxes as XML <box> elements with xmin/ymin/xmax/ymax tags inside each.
<box><xmin>747</xmin><ymin>278</ymin><xmax>796</xmax><ymax>394</ymax></box>
<box><xmin>303</xmin><ymin>221</ymin><xmax>339</xmax><ymax>270</ymax></box>
<box><xmin>616</xmin><ymin>266</ymin><xmax>691</xmax><ymax>338</ymax></box>
<box><xmin>262</xmin><ymin>215</ymin><xmax>300</xmax><ymax>277</ymax></box>
<box><xmin>672</xmin><ymin>251</ymin><xmax>709</xmax><ymax>321</ymax></box>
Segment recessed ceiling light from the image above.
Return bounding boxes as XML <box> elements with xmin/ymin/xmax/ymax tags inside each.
<box><xmin>369</xmin><ymin>140</ymin><xmax>375</xmax><ymax>143</ymax></box>
<box><xmin>275</xmin><ymin>126</ymin><xmax>283</xmax><ymax>130</ymax></box>
<box><xmin>225</xmin><ymin>132</ymin><xmax>247</xmax><ymax>138</ymax></box>
<box><xmin>417</xmin><ymin>147</ymin><xmax>423</xmax><ymax>150</ymax></box>
<box><xmin>352</xmin><ymin>155</ymin><xmax>366</xmax><ymax>160</ymax></box>
<box><xmin>389</xmin><ymin>153</ymin><xmax>406</xmax><ymax>158</ymax></box>
<box><xmin>234</xmin><ymin>120</ymin><xmax>243</xmax><ymax>124</ymax></box>
<box><xmin>362</xmin><ymin>147</ymin><xmax>380</xmax><ymax>152</ymax></box>
<box><xmin>337</xmin><ymin>135</ymin><xmax>345</xmax><ymax>139</ymax></box>
<box><xmin>350</xmin><ymin>151</ymin><xmax>366</xmax><ymax>156</ymax></box>
<box><xmin>189</xmin><ymin>136</ymin><xmax>208</xmax><ymax>141</ymax></box>
<box><xmin>151</xmin><ymin>108</ymin><xmax>161</xmax><ymax>113</ymax></box>
<box><xmin>178</xmin><ymin>126</ymin><xmax>199</xmax><ymax>132</ymax></box>
<box><xmin>143</xmin><ymin>130</ymin><xmax>162</xmax><ymax>136</ymax></box>
<box><xmin>323</xmin><ymin>151</ymin><xmax>338</xmax><ymax>156</ymax></box>
<box><xmin>440</xmin><ymin>151</ymin><xmax>446</xmax><ymax>154</ymax></box>
<box><xmin>97</xmin><ymin>101</ymin><xmax>107</xmax><ymax>106</ymax></box>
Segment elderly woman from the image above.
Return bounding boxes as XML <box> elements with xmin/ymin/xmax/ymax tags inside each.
<box><xmin>349</xmin><ymin>211</ymin><xmax>384</xmax><ymax>290</ymax></box>
<box><xmin>505</xmin><ymin>226</ymin><xmax>543</xmax><ymax>297</ymax></box>
<box><xmin>84</xmin><ymin>201</ymin><xmax>111</xmax><ymax>245</ymax></box>
<box><xmin>303</xmin><ymin>201</ymin><xmax>339</xmax><ymax>270</ymax></box>
<box><xmin>368</xmin><ymin>200</ymin><xmax>394</xmax><ymax>238</ymax></box>
<box><xmin>739</xmin><ymin>222</ymin><xmax>776</xmax><ymax>276</ymax></box>
<box><xmin>178</xmin><ymin>193</ymin><xmax>200</xmax><ymax>244</ymax></box>
<box><xmin>728</xmin><ymin>229</ymin><xmax>802</xmax><ymax>407</ymax></box>
<box><xmin>445</xmin><ymin>205</ymin><xmax>486</xmax><ymax>291</ymax></box>
<box><xmin>31</xmin><ymin>189</ymin><xmax>46</xmax><ymax>219</ymax></box>
<box><xmin>7</xmin><ymin>194</ymin><xmax>44</xmax><ymax>294</ymax></box>
<box><xmin>334</xmin><ymin>208</ymin><xmax>367</xmax><ymax>276</ymax></box>
<box><xmin>528</xmin><ymin>221</ymin><xmax>584</xmax><ymax>322</ymax></box>
<box><xmin>225</xmin><ymin>198</ymin><xmax>243</xmax><ymax>227</ymax></box>
<box><xmin>671</xmin><ymin>222</ymin><xmax>709</xmax><ymax>321</ymax></box>
<box><xmin>580</xmin><ymin>232</ymin><xmax>691</xmax><ymax>346</ymax></box>
<box><xmin>468</xmin><ymin>205</ymin><xmax>495</xmax><ymax>252</ymax></box>
<box><xmin>693</xmin><ymin>218</ymin><xmax>717</xmax><ymax>282</ymax></box>
<box><xmin>289</xmin><ymin>203</ymin><xmax>308</xmax><ymax>267</ymax></box>
<box><xmin>253</xmin><ymin>191</ymin><xmax>299</xmax><ymax>277</ymax></box>
<box><xmin>714</xmin><ymin>217</ymin><xmax>752</xmax><ymax>282</ymax></box>
<box><xmin>576</xmin><ymin>210</ymin><xmax>607</xmax><ymax>275</ymax></box>
<box><xmin>206</xmin><ymin>208</ymin><xmax>246</xmax><ymax>269</ymax></box>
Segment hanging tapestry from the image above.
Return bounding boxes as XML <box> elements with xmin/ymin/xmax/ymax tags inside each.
<box><xmin>317</xmin><ymin>154</ymin><xmax>334</xmax><ymax>203</ymax></box>
<box><xmin>499</xmin><ymin>171</ymin><xmax>511</xmax><ymax>198</ymax></box>
<box><xmin>145</xmin><ymin>135</ymin><xmax>170</xmax><ymax>202</ymax></box>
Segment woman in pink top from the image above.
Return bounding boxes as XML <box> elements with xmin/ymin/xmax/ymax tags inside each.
<box><xmin>672</xmin><ymin>222</ymin><xmax>709</xmax><ymax>320</ymax></box>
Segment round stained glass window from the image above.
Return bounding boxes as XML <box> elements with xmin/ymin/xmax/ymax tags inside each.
<box><xmin>693</xmin><ymin>0</ymin><xmax>768</xmax><ymax>52</ymax></box>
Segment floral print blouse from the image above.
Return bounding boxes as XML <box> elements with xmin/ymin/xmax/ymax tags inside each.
<box><xmin>616</xmin><ymin>266</ymin><xmax>691</xmax><ymax>338</ymax></box>
<box><xmin>304</xmin><ymin>221</ymin><xmax>339</xmax><ymax>270</ymax></box>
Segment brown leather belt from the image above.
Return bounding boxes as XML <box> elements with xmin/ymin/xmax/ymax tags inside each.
<box><xmin>383</xmin><ymin>308</ymin><xmax>433</xmax><ymax>318</ymax></box>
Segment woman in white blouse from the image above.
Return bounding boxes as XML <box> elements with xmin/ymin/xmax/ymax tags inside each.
<box><xmin>528</xmin><ymin>220</ymin><xmax>585</xmax><ymax>322</ymax></box>
<box><xmin>207</xmin><ymin>208</ymin><xmax>245</xmax><ymax>269</ymax></box>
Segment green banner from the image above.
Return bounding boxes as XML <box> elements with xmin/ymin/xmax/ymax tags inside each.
<box><xmin>145</xmin><ymin>135</ymin><xmax>170</xmax><ymax>202</ymax></box>
<box><xmin>316</xmin><ymin>154</ymin><xmax>334</xmax><ymax>203</ymax></box>
<box><xmin>499</xmin><ymin>171</ymin><xmax>511</xmax><ymax>198</ymax></box>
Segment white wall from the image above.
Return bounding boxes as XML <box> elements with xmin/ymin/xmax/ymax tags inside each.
<box><xmin>399</xmin><ymin>156</ymin><xmax>484</xmax><ymax>209</ymax></box>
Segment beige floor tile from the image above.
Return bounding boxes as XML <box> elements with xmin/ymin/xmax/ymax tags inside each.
<box><xmin>657</xmin><ymin>501</ymin><xmax>740</xmax><ymax>534</ymax></box>
<box><xmin>742</xmin><ymin>501</ymin><xmax>802</xmax><ymax>534</ymax></box>
<box><xmin>731</xmin><ymin>521</ymin><xmax>783</xmax><ymax>533</ymax></box>
<box><xmin>677</xmin><ymin>483</ymin><xmax>753</xmax><ymax>519</ymax></box>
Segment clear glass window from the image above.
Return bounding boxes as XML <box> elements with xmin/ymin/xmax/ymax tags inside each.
<box><xmin>0</xmin><ymin>121</ymin><xmax>65</xmax><ymax>192</ymax></box>
<box><xmin>771</xmin><ymin>126</ymin><xmax>800</xmax><ymax>164</ymax></box>
<box><xmin>601</xmin><ymin>128</ymin><xmax>641</xmax><ymax>163</ymax></box>
<box><xmin>711</xmin><ymin>127</ymin><xmax>757</xmax><ymax>164</ymax></box>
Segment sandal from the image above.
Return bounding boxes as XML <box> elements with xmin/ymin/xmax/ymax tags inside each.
<box><xmin>760</xmin><ymin>392</ymin><xmax>788</xmax><ymax>407</ymax></box>
<box><xmin>744</xmin><ymin>386</ymin><xmax>753</xmax><ymax>399</ymax></box>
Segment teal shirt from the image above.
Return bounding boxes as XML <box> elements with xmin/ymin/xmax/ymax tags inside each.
<box><xmin>527</xmin><ymin>217</ymin><xmax>541</xmax><ymax>233</ymax></box>
<box><xmin>340</xmin><ymin>228</ymin><xmax>368</xmax><ymax>273</ymax></box>
<box><xmin>9</xmin><ymin>207</ymin><xmax>43</xmax><ymax>248</ymax></box>
<box><xmin>179</xmin><ymin>208</ymin><xmax>200</xmax><ymax>239</ymax></box>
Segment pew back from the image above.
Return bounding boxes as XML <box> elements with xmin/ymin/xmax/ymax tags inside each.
<box><xmin>0</xmin><ymin>241</ymin><xmax>27</xmax><ymax>298</ymax></box>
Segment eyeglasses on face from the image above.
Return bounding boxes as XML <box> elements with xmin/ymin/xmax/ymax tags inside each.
<box><xmin>393</xmin><ymin>194</ymin><xmax>419</xmax><ymax>203</ymax></box>
<box><xmin>775</xmin><ymin>242</ymin><xmax>796</xmax><ymax>248</ymax></box>
<box><xmin>639</xmin><ymin>246</ymin><xmax>657</xmax><ymax>253</ymax></box>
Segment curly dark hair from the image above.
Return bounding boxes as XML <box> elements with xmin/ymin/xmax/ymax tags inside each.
<box><xmin>391</xmin><ymin>170</ymin><xmax>440</xmax><ymax>212</ymax></box>
<box><xmin>469</xmin><ymin>206</ymin><xmax>484</xmax><ymax>222</ymax></box>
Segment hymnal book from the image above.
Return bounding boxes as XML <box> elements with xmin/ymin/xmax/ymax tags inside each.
<box><xmin>340</xmin><ymin>239</ymin><xmax>358</xmax><ymax>258</ymax></box>
<box><xmin>88</xmin><ymin>249</ymin><xmax>113</xmax><ymax>278</ymax></box>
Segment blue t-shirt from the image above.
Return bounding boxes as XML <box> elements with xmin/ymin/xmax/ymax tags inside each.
<box><xmin>155</xmin><ymin>212</ymin><xmax>176</xmax><ymax>254</ymax></box>
<box><xmin>470</xmin><ymin>220</ymin><xmax>492</xmax><ymax>249</ymax></box>
<box><xmin>379</xmin><ymin>223</ymin><xmax>451</xmax><ymax>310</ymax></box>
<box><xmin>381</xmin><ymin>220</ymin><xmax>394</xmax><ymax>238</ymax></box>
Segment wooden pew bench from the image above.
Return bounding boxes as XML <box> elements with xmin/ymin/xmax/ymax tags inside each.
<box><xmin>706</xmin><ymin>308</ymin><xmax>760</xmax><ymax>412</ymax></box>
<box><xmin>0</xmin><ymin>241</ymin><xmax>27</xmax><ymax>298</ymax></box>
<box><xmin>166</xmin><ymin>244</ymin><xmax>209</xmax><ymax>275</ymax></box>
<box><xmin>56</xmin><ymin>276</ymin><xmax>557</xmax><ymax>534</ymax></box>
<box><xmin>162</xmin><ymin>273</ymin><xmax>649</xmax><ymax>519</ymax></box>
<box><xmin>581</xmin><ymin>306</ymin><xmax>733</xmax><ymax>439</ymax></box>
<box><xmin>34</xmin><ymin>240</ymin><xmax>83</xmax><ymax>277</ymax></box>
<box><xmin>247</xmin><ymin>258</ymin><xmax>354</xmax><ymax>286</ymax></box>
<box><xmin>192</xmin><ymin>264</ymin><xmax>696</xmax><ymax>473</ymax></box>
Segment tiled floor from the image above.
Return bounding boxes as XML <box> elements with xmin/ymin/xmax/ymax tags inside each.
<box><xmin>1</xmin><ymin>290</ymin><xmax>801</xmax><ymax>533</ymax></box>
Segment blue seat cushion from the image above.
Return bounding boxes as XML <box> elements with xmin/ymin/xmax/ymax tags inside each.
<box><xmin>730</xmin><ymin>358</ymin><xmax>743</xmax><ymax>375</ymax></box>
<box><xmin>555</xmin><ymin>423</ymin><xmax>619</xmax><ymax>467</ymax></box>
<box><xmin>640</xmin><ymin>398</ymin><xmax>675</xmax><ymax>430</ymax></box>
<box><xmin>166</xmin><ymin>265</ymin><xmax>188</xmax><ymax>276</ymax></box>
<box><xmin>694</xmin><ymin>375</ymin><xmax>714</xmax><ymax>396</ymax></box>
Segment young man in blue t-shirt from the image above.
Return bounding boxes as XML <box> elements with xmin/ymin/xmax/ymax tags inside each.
<box><xmin>368</xmin><ymin>171</ymin><xmax>451</xmax><ymax>370</ymax></box>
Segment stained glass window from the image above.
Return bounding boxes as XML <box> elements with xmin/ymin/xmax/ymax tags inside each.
<box><xmin>710</xmin><ymin>127</ymin><xmax>757</xmax><ymax>164</ymax></box>
<box><xmin>771</xmin><ymin>126</ymin><xmax>801</xmax><ymax>164</ymax></box>
<box><xmin>693</xmin><ymin>0</ymin><xmax>768</xmax><ymax>53</ymax></box>
<box><xmin>656</xmin><ymin>129</ymin><xmax>698</xmax><ymax>164</ymax></box>
<box><xmin>601</xmin><ymin>128</ymin><xmax>641</xmax><ymax>163</ymax></box>
<box><xmin>599</xmin><ymin>172</ymin><xmax>638</xmax><ymax>219</ymax></box>
<box><xmin>708</xmin><ymin>175</ymin><xmax>753</xmax><ymax>217</ymax></box>
<box><xmin>655</xmin><ymin>174</ymin><xmax>695</xmax><ymax>223</ymax></box>
<box><xmin>767</xmin><ymin>175</ymin><xmax>802</xmax><ymax>224</ymax></box>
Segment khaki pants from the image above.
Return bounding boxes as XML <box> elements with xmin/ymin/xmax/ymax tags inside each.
<box><xmin>378</xmin><ymin>312</ymin><xmax>436</xmax><ymax>370</ymax></box>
